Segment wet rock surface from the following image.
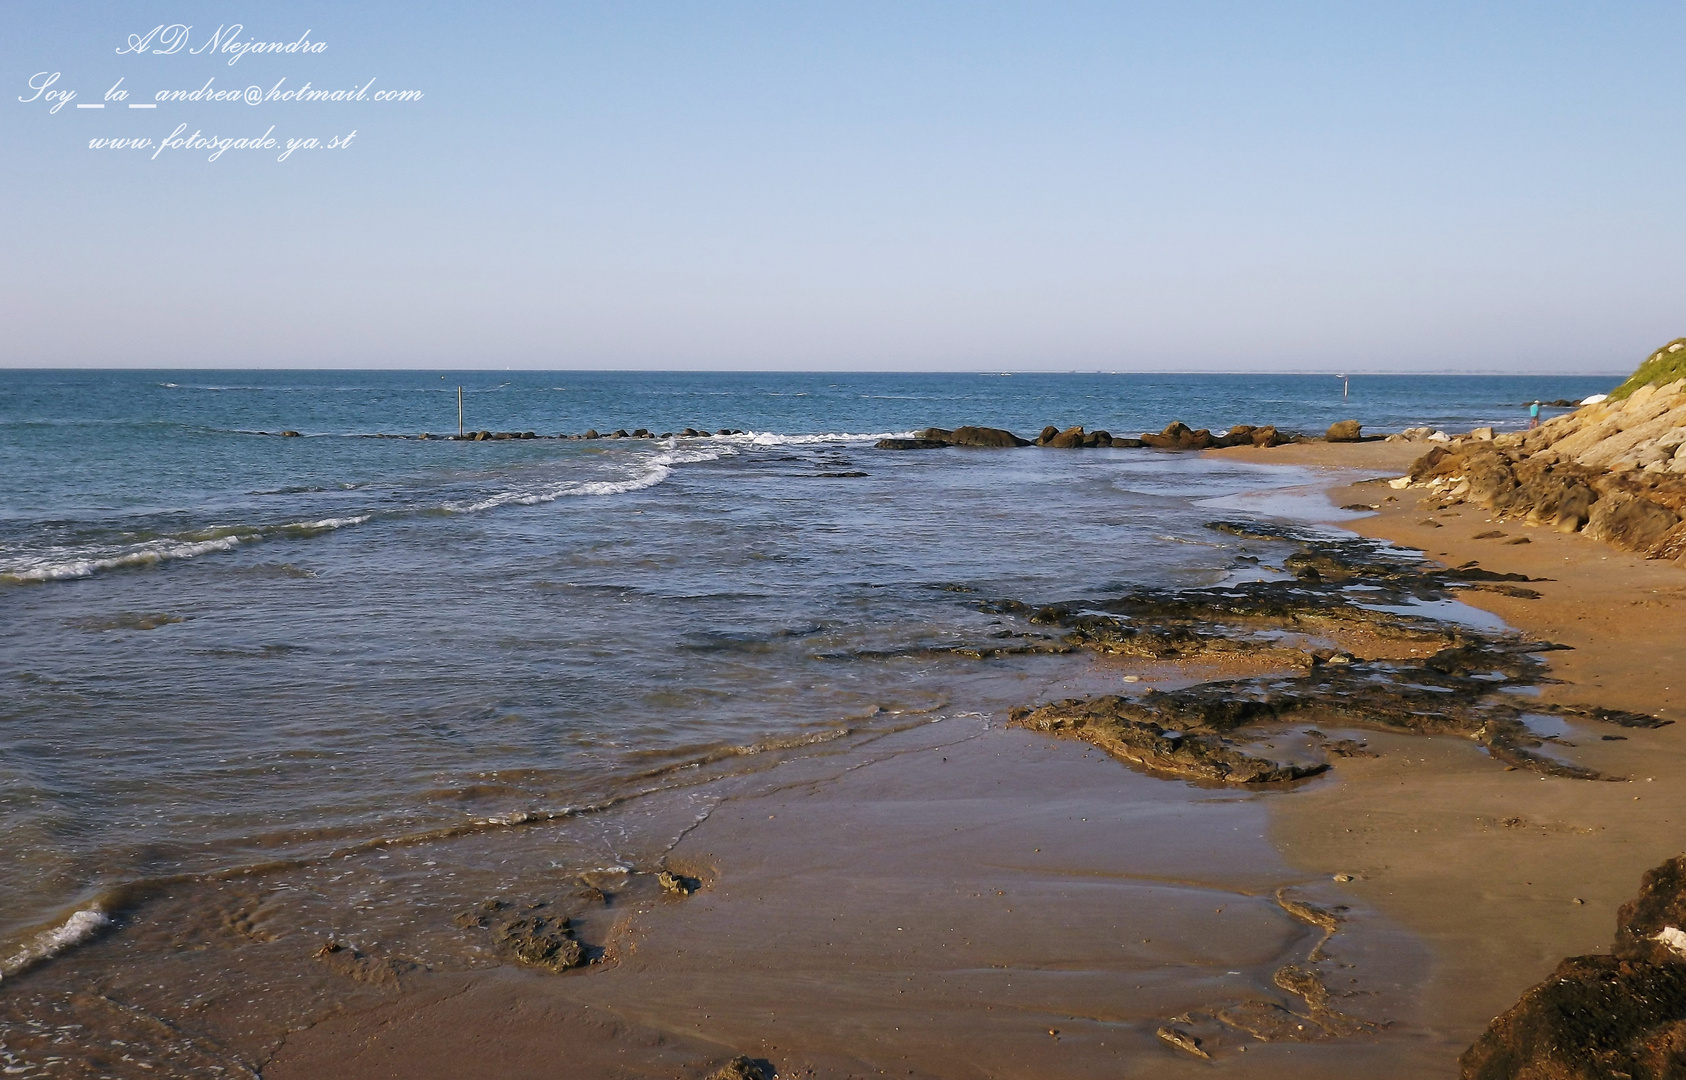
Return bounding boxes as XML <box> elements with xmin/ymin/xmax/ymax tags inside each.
<box><xmin>453</xmin><ymin>899</ymin><xmax>588</xmax><ymax>973</ymax></box>
<box><xmin>1001</xmin><ymin>520</ymin><xmax>1663</xmax><ymax>785</ymax></box>
<box><xmin>1461</xmin><ymin>856</ymin><xmax>1686</xmax><ymax>1080</ymax></box>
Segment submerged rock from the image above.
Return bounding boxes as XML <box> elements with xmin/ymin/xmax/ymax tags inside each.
<box><xmin>454</xmin><ymin>898</ymin><xmax>585</xmax><ymax>972</ymax></box>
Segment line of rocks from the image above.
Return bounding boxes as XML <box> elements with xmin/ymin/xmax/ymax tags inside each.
<box><xmin>878</xmin><ymin>421</ymin><xmax>1305</xmax><ymax>451</ymax></box>
<box><xmin>263</xmin><ymin>427</ymin><xmax>749</xmax><ymax>441</ymax></box>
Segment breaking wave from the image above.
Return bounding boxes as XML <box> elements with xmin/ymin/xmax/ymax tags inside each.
<box><xmin>0</xmin><ymin>907</ymin><xmax>110</xmax><ymax>981</ymax></box>
<box><xmin>445</xmin><ymin>446</ymin><xmax>733</xmax><ymax>514</ymax></box>
<box><xmin>0</xmin><ymin>515</ymin><xmax>373</xmax><ymax>584</ymax></box>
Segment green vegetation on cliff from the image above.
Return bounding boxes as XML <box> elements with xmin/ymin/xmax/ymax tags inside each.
<box><xmin>1610</xmin><ymin>338</ymin><xmax>1686</xmax><ymax>400</ymax></box>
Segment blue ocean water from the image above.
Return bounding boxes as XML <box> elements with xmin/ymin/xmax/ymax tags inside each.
<box><xmin>0</xmin><ymin>369</ymin><xmax>1613</xmax><ymax>1072</ymax></box>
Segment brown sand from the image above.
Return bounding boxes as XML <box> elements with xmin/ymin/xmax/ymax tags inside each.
<box><xmin>267</xmin><ymin>441</ymin><xmax>1686</xmax><ymax>1079</ymax></box>
<box><xmin>1242</xmin><ymin>443</ymin><xmax>1686</xmax><ymax>1060</ymax></box>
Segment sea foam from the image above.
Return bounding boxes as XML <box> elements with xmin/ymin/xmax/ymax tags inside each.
<box><xmin>0</xmin><ymin>907</ymin><xmax>110</xmax><ymax>980</ymax></box>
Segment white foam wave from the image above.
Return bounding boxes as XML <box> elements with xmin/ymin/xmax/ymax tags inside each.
<box><xmin>2</xmin><ymin>515</ymin><xmax>373</xmax><ymax>584</ymax></box>
<box><xmin>446</xmin><ymin>447</ymin><xmax>732</xmax><ymax>514</ymax></box>
<box><xmin>717</xmin><ymin>430</ymin><xmax>913</xmax><ymax>446</ymax></box>
<box><xmin>0</xmin><ymin>907</ymin><xmax>110</xmax><ymax>980</ymax></box>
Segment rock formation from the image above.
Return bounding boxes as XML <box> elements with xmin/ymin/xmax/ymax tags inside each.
<box><xmin>1400</xmin><ymin>376</ymin><xmax>1686</xmax><ymax>562</ymax></box>
<box><xmin>1462</xmin><ymin>856</ymin><xmax>1686</xmax><ymax>1080</ymax></box>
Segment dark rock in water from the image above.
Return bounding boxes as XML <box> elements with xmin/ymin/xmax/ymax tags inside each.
<box><xmin>718</xmin><ymin>428</ymin><xmax>733</xmax><ymax>436</ymax></box>
<box><xmin>919</xmin><ymin>427</ymin><xmax>954</xmax><ymax>441</ymax></box>
<box><xmin>1036</xmin><ymin>425</ymin><xmax>1061</xmax><ymax>445</ymax></box>
<box><xmin>1326</xmin><ymin>420</ymin><xmax>1363</xmax><ymax>442</ymax></box>
<box><xmin>1114</xmin><ymin>437</ymin><xmax>1146</xmax><ymax>448</ymax></box>
<box><xmin>876</xmin><ymin>438</ymin><xmax>949</xmax><ymax>450</ymax></box>
<box><xmin>1084</xmin><ymin>430</ymin><xmax>1114</xmax><ymax>448</ymax></box>
<box><xmin>521</xmin><ymin>431</ymin><xmax>536</xmax><ymax>439</ymax></box>
<box><xmin>1047</xmin><ymin>426</ymin><xmax>1087</xmax><ymax>448</ymax></box>
<box><xmin>949</xmin><ymin>425</ymin><xmax>1030</xmax><ymax>448</ymax></box>
<box><xmin>584</xmin><ymin>429</ymin><xmax>599</xmax><ymax>439</ymax></box>
<box><xmin>657</xmin><ymin>870</ymin><xmax>698</xmax><ymax>896</ymax></box>
<box><xmin>1462</xmin><ymin>857</ymin><xmax>1686</xmax><ymax>1080</ymax></box>
<box><xmin>611</xmin><ymin>429</ymin><xmax>629</xmax><ymax>438</ymax></box>
<box><xmin>632</xmin><ymin>428</ymin><xmax>649</xmax><ymax>438</ymax></box>
<box><xmin>1139</xmin><ymin>422</ymin><xmax>1216</xmax><ymax>450</ymax></box>
<box><xmin>454</xmin><ymin>898</ymin><xmax>585</xmax><ymax>972</ymax></box>
<box><xmin>681</xmin><ymin>428</ymin><xmax>699</xmax><ymax>437</ymax></box>
<box><xmin>1251</xmin><ymin>424</ymin><xmax>1285</xmax><ymax>447</ymax></box>
<box><xmin>279</xmin><ymin>430</ymin><xmax>301</xmax><ymax>438</ymax></box>
<box><xmin>1585</xmin><ymin>492</ymin><xmax>1680</xmax><ymax>553</ymax></box>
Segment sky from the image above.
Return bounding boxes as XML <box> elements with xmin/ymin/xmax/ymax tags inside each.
<box><xmin>1</xmin><ymin>2</ymin><xmax>1683</xmax><ymax>372</ymax></box>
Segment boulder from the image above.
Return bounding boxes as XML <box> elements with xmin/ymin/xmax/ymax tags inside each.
<box><xmin>1036</xmin><ymin>425</ymin><xmax>1061</xmax><ymax>445</ymax></box>
<box><xmin>279</xmin><ymin>430</ymin><xmax>301</xmax><ymax>438</ymax></box>
<box><xmin>1584</xmin><ymin>492</ymin><xmax>1680</xmax><ymax>553</ymax></box>
<box><xmin>948</xmin><ymin>425</ymin><xmax>1030</xmax><ymax>448</ymax></box>
<box><xmin>584</xmin><ymin>429</ymin><xmax>599</xmax><ymax>439</ymax></box>
<box><xmin>1326</xmin><ymin>420</ymin><xmax>1363</xmax><ymax>442</ymax></box>
<box><xmin>1047</xmin><ymin>426</ymin><xmax>1087</xmax><ymax>449</ymax></box>
<box><xmin>875</xmin><ymin>438</ymin><xmax>949</xmax><ymax>450</ymax></box>
<box><xmin>1139</xmin><ymin>422</ymin><xmax>1215</xmax><ymax>450</ymax></box>
<box><xmin>1461</xmin><ymin>857</ymin><xmax>1686</xmax><ymax>1080</ymax></box>
<box><xmin>1470</xmin><ymin>426</ymin><xmax>1496</xmax><ymax>441</ymax></box>
<box><xmin>1252</xmin><ymin>425</ymin><xmax>1285</xmax><ymax>447</ymax></box>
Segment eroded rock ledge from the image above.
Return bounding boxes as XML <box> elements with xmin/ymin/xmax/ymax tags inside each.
<box><xmin>1000</xmin><ymin>521</ymin><xmax>1663</xmax><ymax>786</ymax></box>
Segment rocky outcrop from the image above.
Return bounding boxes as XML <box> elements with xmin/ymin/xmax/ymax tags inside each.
<box><xmin>1403</xmin><ymin>378</ymin><xmax>1686</xmax><ymax>563</ymax></box>
<box><xmin>1002</xmin><ymin>520</ymin><xmax>1663</xmax><ymax>786</ymax></box>
<box><xmin>1461</xmin><ymin>856</ymin><xmax>1686</xmax><ymax>1080</ymax></box>
<box><xmin>1326</xmin><ymin>420</ymin><xmax>1362</xmax><ymax>442</ymax></box>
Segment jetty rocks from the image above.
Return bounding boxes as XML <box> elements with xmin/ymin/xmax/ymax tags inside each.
<box><xmin>1400</xmin><ymin>378</ymin><xmax>1686</xmax><ymax>562</ymax></box>
<box><xmin>875</xmin><ymin>422</ymin><xmax>1293</xmax><ymax>451</ymax></box>
<box><xmin>1462</xmin><ymin>855</ymin><xmax>1686</xmax><ymax>1080</ymax></box>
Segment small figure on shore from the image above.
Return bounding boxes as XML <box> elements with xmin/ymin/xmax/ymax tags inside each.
<box><xmin>1528</xmin><ymin>400</ymin><xmax>1541</xmax><ymax>428</ymax></box>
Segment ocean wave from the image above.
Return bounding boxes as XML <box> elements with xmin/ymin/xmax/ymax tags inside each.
<box><xmin>0</xmin><ymin>515</ymin><xmax>373</xmax><ymax>584</ymax></box>
<box><xmin>444</xmin><ymin>447</ymin><xmax>732</xmax><ymax>514</ymax></box>
<box><xmin>0</xmin><ymin>907</ymin><xmax>110</xmax><ymax>980</ymax></box>
<box><xmin>719</xmin><ymin>430</ymin><xmax>913</xmax><ymax>446</ymax></box>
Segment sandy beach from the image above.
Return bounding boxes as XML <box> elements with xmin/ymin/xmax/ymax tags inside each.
<box><xmin>253</xmin><ymin>438</ymin><xmax>1686</xmax><ymax>1079</ymax></box>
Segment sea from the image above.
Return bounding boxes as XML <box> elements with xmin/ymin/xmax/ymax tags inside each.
<box><xmin>0</xmin><ymin>369</ymin><xmax>1616</xmax><ymax>1073</ymax></box>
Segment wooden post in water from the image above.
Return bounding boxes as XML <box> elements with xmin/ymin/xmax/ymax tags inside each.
<box><xmin>458</xmin><ymin>386</ymin><xmax>464</xmax><ymax>437</ymax></box>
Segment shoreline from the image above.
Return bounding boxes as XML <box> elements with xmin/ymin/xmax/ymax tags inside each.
<box><xmin>1212</xmin><ymin>440</ymin><xmax>1686</xmax><ymax>1061</ymax></box>
<box><xmin>264</xmin><ymin>438</ymin><xmax>1686</xmax><ymax>1078</ymax></box>
<box><xmin>21</xmin><ymin>435</ymin><xmax>1678</xmax><ymax>1078</ymax></box>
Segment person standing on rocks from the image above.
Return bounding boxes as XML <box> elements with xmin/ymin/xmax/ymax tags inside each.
<box><xmin>1528</xmin><ymin>400</ymin><xmax>1541</xmax><ymax>429</ymax></box>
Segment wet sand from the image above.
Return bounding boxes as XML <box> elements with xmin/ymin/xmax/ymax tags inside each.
<box><xmin>1225</xmin><ymin>440</ymin><xmax>1686</xmax><ymax>1061</ymax></box>
<box><xmin>265</xmin><ymin>439</ymin><xmax>1686</xmax><ymax>1079</ymax></box>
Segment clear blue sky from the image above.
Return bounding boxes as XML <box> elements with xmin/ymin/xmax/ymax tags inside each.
<box><xmin>2</xmin><ymin>2</ymin><xmax>1682</xmax><ymax>371</ymax></box>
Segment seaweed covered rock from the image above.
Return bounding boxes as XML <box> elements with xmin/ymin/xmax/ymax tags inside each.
<box><xmin>1461</xmin><ymin>856</ymin><xmax>1686</xmax><ymax>1080</ymax></box>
